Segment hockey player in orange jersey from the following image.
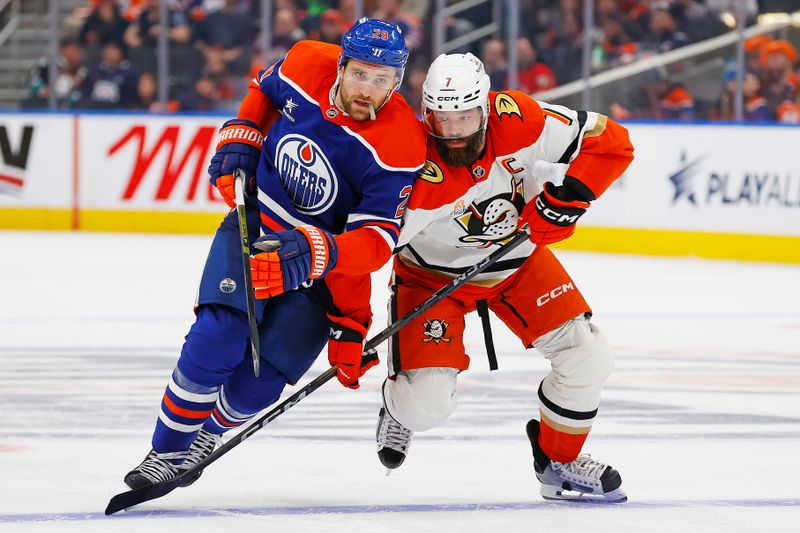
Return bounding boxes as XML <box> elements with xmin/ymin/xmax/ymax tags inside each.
<box><xmin>375</xmin><ymin>53</ymin><xmax>634</xmax><ymax>502</ymax></box>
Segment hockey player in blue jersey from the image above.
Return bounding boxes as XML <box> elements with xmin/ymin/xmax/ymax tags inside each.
<box><xmin>123</xmin><ymin>18</ymin><xmax>426</xmax><ymax>489</ymax></box>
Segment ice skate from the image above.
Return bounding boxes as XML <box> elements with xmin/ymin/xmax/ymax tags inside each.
<box><xmin>123</xmin><ymin>430</ymin><xmax>221</xmax><ymax>489</ymax></box>
<box><xmin>376</xmin><ymin>407</ymin><xmax>414</xmax><ymax>472</ymax></box>
<box><xmin>525</xmin><ymin>419</ymin><xmax>626</xmax><ymax>502</ymax></box>
<box><xmin>123</xmin><ymin>449</ymin><xmax>187</xmax><ymax>490</ymax></box>
<box><xmin>179</xmin><ymin>429</ymin><xmax>222</xmax><ymax>487</ymax></box>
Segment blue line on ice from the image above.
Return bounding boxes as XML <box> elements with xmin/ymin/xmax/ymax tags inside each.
<box><xmin>2</xmin><ymin>499</ymin><xmax>798</xmax><ymax>522</ymax></box>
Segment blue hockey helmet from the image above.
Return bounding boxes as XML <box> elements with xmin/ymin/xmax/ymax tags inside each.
<box><xmin>339</xmin><ymin>17</ymin><xmax>409</xmax><ymax>77</ymax></box>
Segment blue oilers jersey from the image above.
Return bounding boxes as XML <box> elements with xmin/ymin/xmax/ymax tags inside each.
<box><xmin>252</xmin><ymin>40</ymin><xmax>425</xmax><ymax>253</ymax></box>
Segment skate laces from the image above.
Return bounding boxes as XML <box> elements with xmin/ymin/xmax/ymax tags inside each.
<box><xmin>184</xmin><ymin>430</ymin><xmax>221</xmax><ymax>468</ymax></box>
<box><xmin>551</xmin><ymin>454</ymin><xmax>606</xmax><ymax>488</ymax></box>
<box><xmin>378</xmin><ymin>411</ymin><xmax>413</xmax><ymax>454</ymax></box>
<box><xmin>134</xmin><ymin>450</ymin><xmax>186</xmax><ymax>483</ymax></box>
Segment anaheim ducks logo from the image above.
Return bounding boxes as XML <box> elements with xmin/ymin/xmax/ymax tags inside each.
<box><xmin>454</xmin><ymin>177</ymin><xmax>526</xmax><ymax>248</ymax></box>
<box><xmin>422</xmin><ymin>318</ymin><xmax>450</xmax><ymax>344</ymax></box>
<box><xmin>495</xmin><ymin>93</ymin><xmax>522</xmax><ymax>119</ymax></box>
<box><xmin>419</xmin><ymin>159</ymin><xmax>444</xmax><ymax>184</ymax></box>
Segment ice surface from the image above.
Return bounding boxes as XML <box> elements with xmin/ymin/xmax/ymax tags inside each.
<box><xmin>1</xmin><ymin>231</ymin><xmax>798</xmax><ymax>532</ymax></box>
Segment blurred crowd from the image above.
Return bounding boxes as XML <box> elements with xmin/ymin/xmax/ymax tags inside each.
<box><xmin>23</xmin><ymin>0</ymin><xmax>800</xmax><ymax>122</ymax></box>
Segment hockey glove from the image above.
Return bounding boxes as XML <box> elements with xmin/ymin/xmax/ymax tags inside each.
<box><xmin>207</xmin><ymin>118</ymin><xmax>263</xmax><ymax>208</ymax></box>
<box><xmin>249</xmin><ymin>225</ymin><xmax>338</xmax><ymax>299</ymax></box>
<box><xmin>328</xmin><ymin>315</ymin><xmax>380</xmax><ymax>389</ymax></box>
<box><xmin>520</xmin><ymin>181</ymin><xmax>590</xmax><ymax>246</ymax></box>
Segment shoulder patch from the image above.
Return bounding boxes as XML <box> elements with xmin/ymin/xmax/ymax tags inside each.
<box><xmin>419</xmin><ymin>160</ymin><xmax>444</xmax><ymax>183</ymax></box>
<box><xmin>495</xmin><ymin>93</ymin><xmax>522</xmax><ymax>119</ymax></box>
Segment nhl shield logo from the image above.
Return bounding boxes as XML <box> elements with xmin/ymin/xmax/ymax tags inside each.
<box><xmin>472</xmin><ymin>166</ymin><xmax>485</xmax><ymax>179</ymax></box>
<box><xmin>219</xmin><ymin>278</ymin><xmax>237</xmax><ymax>293</ymax></box>
<box><xmin>422</xmin><ymin>319</ymin><xmax>451</xmax><ymax>344</ymax></box>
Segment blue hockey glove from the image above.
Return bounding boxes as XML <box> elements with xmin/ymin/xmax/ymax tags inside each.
<box><xmin>207</xmin><ymin>118</ymin><xmax>263</xmax><ymax>207</ymax></box>
<box><xmin>249</xmin><ymin>225</ymin><xmax>338</xmax><ymax>298</ymax></box>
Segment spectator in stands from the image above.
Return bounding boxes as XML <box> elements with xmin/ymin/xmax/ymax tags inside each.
<box><xmin>272</xmin><ymin>8</ymin><xmax>307</xmax><ymax>52</ymax></box>
<box><xmin>598</xmin><ymin>13</ymin><xmax>637</xmax><ymax>70</ymax></box>
<box><xmin>123</xmin><ymin>0</ymin><xmax>192</xmax><ymax>49</ymax></box>
<box><xmin>318</xmin><ymin>9</ymin><xmax>348</xmax><ymax>45</ymax></box>
<box><xmin>516</xmin><ymin>36</ymin><xmax>557</xmax><ymax>95</ymax></box>
<box><xmin>777</xmin><ymin>97</ymin><xmax>800</xmax><ymax>123</ymax></box>
<box><xmin>78</xmin><ymin>41</ymin><xmax>140</xmax><ymax>108</ymax></box>
<box><xmin>536</xmin><ymin>0</ymin><xmax>583</xmax><ymax>83</ymax></box>
<box><xmin>481</xmin><ymin>38</ymin><xmax>507</xmax><ymax>91</ymax></box>
<box><xmin>135</xmin><ymin>71</ymin><xmax>163</xmax><ymax>111</ymax></box>
<box><xmin>641</xmin><ymin>7</ymin><xmax>687</xmax><ymax>55</ymax></box>
<box><xmin>338</xmin><ymin>0</ymin><xmax>358</xmax><ymax>28</ymax></box>
<box><xmin>26</xmin><ymin>39</ymin><xmax>87</xmax><ymax>109</ymax></box>
<box><xmin>759</xmin><ymin>39</ymin><xmax>799</xmax><ymax>115</ymax></box>
<box><xmin>671</xmin><ymin>0</ymin><xmax>729</xmax><ymax>42</ymax></box>
<box><xmin>744</xmin><ymin>34</ymin><xmax>772</xmax><ymax>74</ymax></box>
<box><xmin>659</xmin><ymin>83</ymin><xmax>695</xmax><ymax>121</ymax></box>
<box><xmin>372</xmin><ymin>0</ymin><xmax>423</xmax><ymax>52</ymax></box>
<box><xmin>178</xmin><ymin>74</ymin><xmax>220</xmax><ymax>111</ymax></box>
<box><xmin>79</xmin><ymin>0</ymin><xmax>129</xmax><ymax>48</ymax></box>
<box><xmin>401</xmin><ymin>0</ymin><xmax>430</xmax><ymax>20</ymax></box>
<box><xmin>719</xmin><ymin>71</ymin><xmax>772</xmax><ymax>122</ymax></box>
<box><xmin>194</xmin><ymin>0</ymin><xmax>256</xmax><ymax>75</ymax></box>
<box><xmin>400</xmin><ymin>62</ymin><xmax>428</xmax><ymax>114</ymax></box>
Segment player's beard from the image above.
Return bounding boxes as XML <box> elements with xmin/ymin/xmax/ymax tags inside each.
<box><xmin>434</xmin><ymin>129</ymin><xmax>486</xmax><ymax>167</ymax></box>
<box><xmin>337</xmin><ymin>83</ymin><xmax>385</xmax><ymax>121</ymax></box>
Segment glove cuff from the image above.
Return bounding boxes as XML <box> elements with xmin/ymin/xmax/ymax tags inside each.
<box><xmin>328</xmin><ymin>314</ymin><xmax>367</xmax><ymax>342</ymax></box>
<box><xmin>296</xmin><ymin>225</ymin><xmax>337</xmax><ymax>279</ymax></box>
<box><xmin>216</xmin><ymin>119</ymin><xmax>264</xmax><ymax>151</ymax></box>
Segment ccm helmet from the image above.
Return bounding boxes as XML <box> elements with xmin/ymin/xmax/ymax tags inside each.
<box><xmin>340</xmin><ymin>17</ymin><xmax>409</xmax><ymax>87</ymax></box>
<box><xmin>422</xmin><ymin>53</ymin><xmax>491</xmax><ymax>139</ymax></box>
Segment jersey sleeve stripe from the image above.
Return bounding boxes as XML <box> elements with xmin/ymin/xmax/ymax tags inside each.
<box><xmin>257</xmin><ymin>190</ymin><xmax>307</xmax><ymax>228</ymax></box>
<box><xmin>341</xmin><ymin>125</ymin><xmax>426</xmax><ymax>173</ymax></box>
<box><xmin>366</xmin><ymin>225</ymin><xmax>398</xmax><ymax>251</ymax></box>
<box><xmin>260</xmin><ymin>212</ymin><xmax>288</xmax><ymax>233</ymax></box>
<box><xmin>556</xmin><ymin>110</ymin><xmax>588</xmax><ymax>164</ymax></box>
<box><xmin>278</xmin><ymin>62</ymin><xmax>320</xmax><ymax>106</ymax></box>
<box><xmin>346</xmin><ymin>212</ymin><xmax>402</xmax><ymax>225</ymax></box>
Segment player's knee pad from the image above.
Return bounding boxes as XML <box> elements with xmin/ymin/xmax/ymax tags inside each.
<box><xmin>382</xmin><ymin>367</ymin><xmax>458</xmax><ymax>432</ymax></box>
<box><xmin>534</xmin><ymin>314</ymin><xmax>613</xmax><ymax>411</ymax></box>
<box><xmin>178</xmin><ymin>304</ymin><xmax>251</xmax><ymax>386</ymax></box>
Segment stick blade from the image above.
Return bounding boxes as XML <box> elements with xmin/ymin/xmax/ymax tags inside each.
<box><xmin>104</xmin><ymin>473</ymin><xmax>190</xmax><ymax>515</ymax></box>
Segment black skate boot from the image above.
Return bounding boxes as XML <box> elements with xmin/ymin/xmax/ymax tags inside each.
<box><xmin>376</xmin><ymin>407</ymin><xmax>414</xmax><ymax>470</ymax></box>
<box><xmin>123</xmin><ymin>450</ymin><xmax>186</xmax><ymax>489</ymax></box>
<box><xmin>123</xmin><ymin>430</ymin><xmax>222</xmax><ymax>490</ymax></box>
<box><xmin>525</xmin><ymin>419</ymin><xmax>626</xmax><ymax>502</ymax></box>
<box><xmin>179</xmin><ymin>429</ymin><xmax>222</xmax><ymax>487</ymax></box>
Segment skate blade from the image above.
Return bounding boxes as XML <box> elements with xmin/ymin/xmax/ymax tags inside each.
<box><xmin>541</xmin><ymin>485</ymin><xmax>627</xmax><ymax>503</ymax></box>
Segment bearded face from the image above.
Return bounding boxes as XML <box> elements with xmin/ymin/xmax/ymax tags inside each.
<box><xmin>434</xmin><ymin>128</ymin><xmax>487</xmax><ymax>167</ymax></box>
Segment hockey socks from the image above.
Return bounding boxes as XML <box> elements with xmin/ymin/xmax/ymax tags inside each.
<box><xmin>152</xmin><ymin>368</ymin><xmax>219</xmax><ymax>454</ymax></box>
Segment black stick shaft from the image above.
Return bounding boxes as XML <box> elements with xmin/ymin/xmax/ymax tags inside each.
<box><xmin>234</xmin><ymin>169</ymin><xmax>261</xmax><ymax>378</ymax></box>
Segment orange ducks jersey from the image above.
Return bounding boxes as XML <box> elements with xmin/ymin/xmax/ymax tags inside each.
<box><xmin>396</xmin><ymin>90</ymin><xmax>634</xmax><ymax>286</ymax></box>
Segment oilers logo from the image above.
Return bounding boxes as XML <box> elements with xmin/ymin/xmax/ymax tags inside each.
<box><xmin>275</xmin><ymin>134</ymin><xmax>338</xmax><ymax>215</ymax></box>
<box><xmin>454</xmin><ymin>177</ymin><xmax>526</xmax><ymax>248</ymax></box>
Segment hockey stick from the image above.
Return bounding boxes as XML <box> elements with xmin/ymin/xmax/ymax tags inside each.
<box><xmin>233</xmin><ymin>168</ymin><xmax>261</xmax><ymax>378</ymax></box>
<box><xmin>105</xmin><ymin>230</ymin><xmax>530</xmax><ymax>515</ymax></box>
